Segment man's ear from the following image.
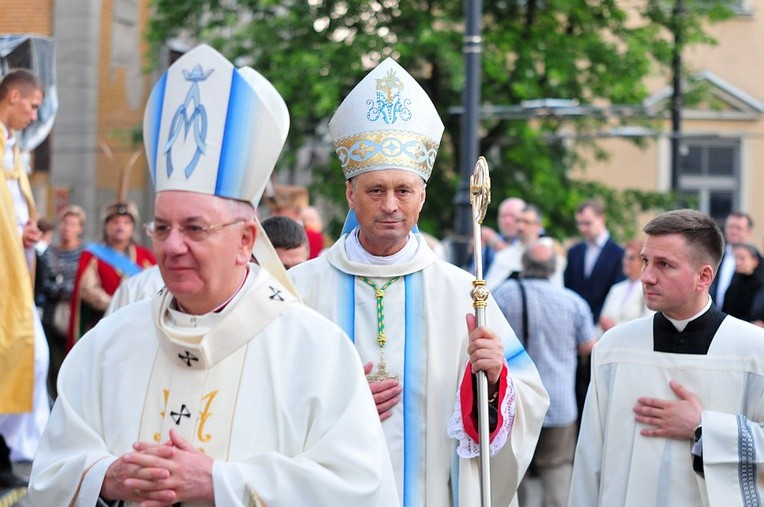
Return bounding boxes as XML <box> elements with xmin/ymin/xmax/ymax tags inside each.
<box><xmin>237</xmin><ymin>220</ymin><xmax>257</xmax><ymax>265</ymax></box>
<box><xmin>7</xmin><ymin>88</ymin><xmax>21</xmax><ymax>104</ymax></box>
<box><xmin>697</xmin><ymin>264</ymin><xmax>714</xmax><ymax>290</ymax></box>
<box><xmin>346</xmin><ymin>181</ymin><xmax>355</xmax><ymax>210</ymax></box>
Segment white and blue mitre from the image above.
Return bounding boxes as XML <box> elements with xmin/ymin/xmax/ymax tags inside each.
<box><xmin>142</xmin><ymin>44</ymin><xmax>300</xmax><ymax>298</ymax></box>
<box><xmin>143</xmin><ymin>44</ymin><xmax>289</xmax><ymax>203</ymax></box>
<box><xmin>329</xmin><ymin>58</ymin><xmax>444</xmax><ymax>182</ymax></box>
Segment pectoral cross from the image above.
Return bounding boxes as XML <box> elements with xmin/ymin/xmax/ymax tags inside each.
<box><xmin>359</xmin><ymin>276</ymin><xmax>401</xmax><ymax>383</ymax></box>
<box><xmin>366</xmin><ymin>359</ymin><xmax>398</xmax><ymax>382</ymax></box>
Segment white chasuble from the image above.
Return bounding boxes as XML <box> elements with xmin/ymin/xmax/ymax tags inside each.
<box><xmin>138</xmin><ymin>276</ymin><xmax>293</xmax><ymax>462</ymax></box>
<box><xmin>571</xmin><ymin>314</ymin><xmax>764</xmax><ymax>507</ymax></box>
<box><xmin>290</xmin><ymin>233</ymin><xmax>549</xmax><ymax>507</ymax></box>
<box><xmin>28</xmin><ymin>265</ymin><xmax>398</xmax><ymax>506</ymax></box>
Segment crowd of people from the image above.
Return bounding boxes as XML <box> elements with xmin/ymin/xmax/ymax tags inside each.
<box><xmin>2</xmin><ymin>45</ymin><xmax>764</xmax><ymax>506</ymax></box>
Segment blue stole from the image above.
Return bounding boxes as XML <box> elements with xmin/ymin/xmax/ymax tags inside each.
<box><xmin>85</xmin><ymin>243</ymin><xmax>143</xmax><ymax>278</ymax></box>
<box><xmin>338</xmin><ymin>271</ymin><xmax>425</xmax><ymax>507</ymax></box>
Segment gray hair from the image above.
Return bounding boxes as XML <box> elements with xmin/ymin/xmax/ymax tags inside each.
<box><xmin>520</xmin><ymin>241</ymin><xmax>556</xmax><ymax>279</ymax></box>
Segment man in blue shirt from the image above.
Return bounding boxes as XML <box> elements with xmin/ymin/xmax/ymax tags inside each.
<box><xmin>494</xmin><ymin>241</ymin><xmax>596</xmax><ymax>507</ymax></box>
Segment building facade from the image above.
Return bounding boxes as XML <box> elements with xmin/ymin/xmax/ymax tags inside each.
<box><xmin>2</xmin><ymin>0</ymin><xmax>154</xmax><ymax>241</ymax></box>
<box><xmin>580</xmin><ymin>3</ymin><xmax>764</xmax><ymax>241</ymax></box>
<box><xmin>3</xmin><ymin>2</ymin><xmax>763</xmax><ymax>243</ymax></box>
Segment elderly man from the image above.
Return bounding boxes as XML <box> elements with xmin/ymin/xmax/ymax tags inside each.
<box><xmin>289</xmin><ymin>58</ymin><xmax>548</xmax><ymax>507</ymax></box>
<box><xmin>69</xmin><ymin>200</ymin><xmax>156</xmax><ymax>347</ymax></box>
<box><xmin>570</xmin><ymin>209</ymin><xmax>764</xmax><ymax>506</ymax></box>
<box><xmin>105</xmin><ymin>216</ymin><xmax>311</xmax><ymax>315</ymax></box>
<box><xmin>478</xmin><ymin>196</ymin><xmax>525</xmax><ymax>273</ymax></box>
<box><xmin>29</xmin><ymin>45</ymin><xmax>396</xmax><ymax>506</ymax></box>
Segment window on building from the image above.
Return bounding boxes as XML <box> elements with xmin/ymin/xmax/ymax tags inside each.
<box><xmin>677</xmin><ymin>138</ymin><xmax>740</xmax><ymax>225</ymax></box>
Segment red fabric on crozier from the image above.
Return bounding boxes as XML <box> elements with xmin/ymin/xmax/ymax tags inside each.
<box><xmin>459</xmin><ymin>362</ymin><xmax>508</xmax><ymax>444</ymax></box>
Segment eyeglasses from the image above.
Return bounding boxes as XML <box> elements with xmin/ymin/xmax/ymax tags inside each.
<box><xmin>144</xmin><ymin>219</ymin><xmax>247</xmax><ymax>242</ymax></box>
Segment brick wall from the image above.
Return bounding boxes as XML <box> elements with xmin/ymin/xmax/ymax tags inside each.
<box><xmin>0</xmin><ymin>1</ymin><xmax>53</xmax><ymax>35</ymax></box>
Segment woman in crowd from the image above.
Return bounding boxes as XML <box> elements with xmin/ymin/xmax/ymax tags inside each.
<box><xmin>39</xmin><ymin>205</ymin><xmax>85</xmax><ymax>399</ymax></box>
<box><xmin>722</xmin><ymin>242</ymin><xmax>763</xmax><ymax>321</ymax></box>
<box><xmin>597</xmin><ymin>238</ymin><xmax>653</xmax><ymax>336</ymax></box>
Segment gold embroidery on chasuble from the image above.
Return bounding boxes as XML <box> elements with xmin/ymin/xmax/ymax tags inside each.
<box><xmin>141</xmin><ymin>341</ymin><xmax>247</xmax><ymax>456</ymax></box>
<box><xmin>139</xmin><ymin>276</ymin><xmax>296</xmax><ymax>458</ymax></box>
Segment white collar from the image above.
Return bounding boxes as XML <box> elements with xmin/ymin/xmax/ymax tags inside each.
<box><xmin>588</xmin><ymin>230</ymin><xmax>609</xmax><ymax>249</ymax></box>
<box><xmin>165</xmin><ymin>265</ymin><xmax>256</xmax><ymax>335</ymax></box>
<box><xmin>664</xmin><ymin>296</ymin><xmax>712</xmax><ymax>332</ymax></box>
<box><xmin>345</xmin><ymin>228</ymin><xmax>420</xmax><ymax>265</ymax></box>
<box><xmin>325</xmin><ymin>230</ymin><xmax>438</xmax><ymax>278</ymax></box>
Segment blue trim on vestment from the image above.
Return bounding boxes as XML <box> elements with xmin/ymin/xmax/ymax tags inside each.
<box><xmin>339</xmin><ymin>268</ymin><xmax>424</xmax><ymax>504</ymax></box>
<box><xmin>403</xmin><ymin>272</ymin><xmax>424</xmax><ymax>506</ymax></box>
<box><xmin>505</xmin><ymin>344</ymin><xmax>533</xmax><ymax>367</ymax></box>
<box><xmin>85</xmin><ymin>243</ymin><xmax>142</xmax><ymax>277</ymax></box>
<box><xmin>738</xmin><ymin>414</ymin><xmax>760</xmax><ymax>506</ymax></box>
<box><xmin>340</xmin><ymin>272</ymin><xmax>356</xmax><ymax>343</ymax></box>
<box><xmin>217</xmin><ymin>70</ymin><xmax>250</xmax><ymax>198</ymax></box>
<box><xmin>451</xmin><ymin>449</ymin><xmax>460</xmax><ymax>506</ymax></box>
<box><xmin>147</xmin><ymin>72</ymin><xmax>167</xmax><ymax>188</ymax></box>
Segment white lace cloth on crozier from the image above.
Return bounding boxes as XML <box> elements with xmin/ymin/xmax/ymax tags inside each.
<box><xmin>447</xmin><ymin>362</ymin><xmax>516</xmax><ymax>458</ymax></box>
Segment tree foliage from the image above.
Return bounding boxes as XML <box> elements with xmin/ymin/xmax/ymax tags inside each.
<box><xmin>147</xmin><ymin>0</ymin><xmax>735</xmax><ymax>242</ymax></box>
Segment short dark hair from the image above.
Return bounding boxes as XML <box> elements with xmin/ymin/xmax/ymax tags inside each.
<box><xmin>522</xmin><ymin>204</ymin><xmax>543</xmax><ymax>224</ymax></box>
<box><xmin>0</xmin><ymin>68</ymin><xmax>43</xmax><ymax>101</ymax></box>
<box><xmin>731</xmin><ymin>242</ymin><xmax>760</xmax><ymax>260</ymax></box>
<box><xmin>643</xmin><ymin>209</ymin><xmax>724</xmax><ymax>270</ymax></box>
<box><xmin>576</xmin><ymin>198</ymin><xmax>605</xmax><ymax>216</ymax></box>
<box><xmin>37</xmin><ymin>217</ymin><xmax>54</xmax><ymax>234</ymax></box>
<box><xmin>261</xmin><ymin>216</ymin><xmax>308</xmax><ymax>250</ymax></box>
<box><xmin>727</xmin><ymin>211</ymin><xmax>753</xmax><ymax>230</ymax></box>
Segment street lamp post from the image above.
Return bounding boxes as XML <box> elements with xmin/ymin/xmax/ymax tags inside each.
<box><xmin>671</xmin><ymin>0</ymin><xmax>684</xmax><ymax>192</ymax></box>
<box><xmin>454</xmin><ymin>0</ymin><xmax>483</xmax><ymax>268</ymax></box>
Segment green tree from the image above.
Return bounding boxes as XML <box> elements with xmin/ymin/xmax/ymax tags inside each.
<box><xmin>147</xmin><ymin>0</ymin><xmax>734</xmax><ymax>242</ymax></box>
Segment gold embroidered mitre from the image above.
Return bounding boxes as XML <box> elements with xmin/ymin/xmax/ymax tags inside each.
<box><xmin>329</xmin><ymin>58</ymin><xmax>444</xmax><ymax>181</ymax></box>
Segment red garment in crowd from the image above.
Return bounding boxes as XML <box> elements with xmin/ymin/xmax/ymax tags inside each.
<box><xmin>305</xmin><ymin>227</ymin><xmax>324</xmax><ymax>259</ymax></box>
<box><xmin>67</xmin><ymin>243</ymin><xmax>155</xmax><ymax>350</ymax></box>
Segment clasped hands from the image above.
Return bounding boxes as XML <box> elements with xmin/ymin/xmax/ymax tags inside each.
<box><xmin>101</xmin><ymin>429</ymin><xmax>214</xmax><ymax>506</ymax></box>
<box><xmin>365</xmin><ymin>313</ymin><xmax>504</xmax><ymax>421</ymax></box>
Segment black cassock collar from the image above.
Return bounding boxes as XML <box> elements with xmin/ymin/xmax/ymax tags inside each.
<box><xmin>653</xmin><ymin>304</ymin><xmax>727</xmax><ymax>355</ymax></box>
